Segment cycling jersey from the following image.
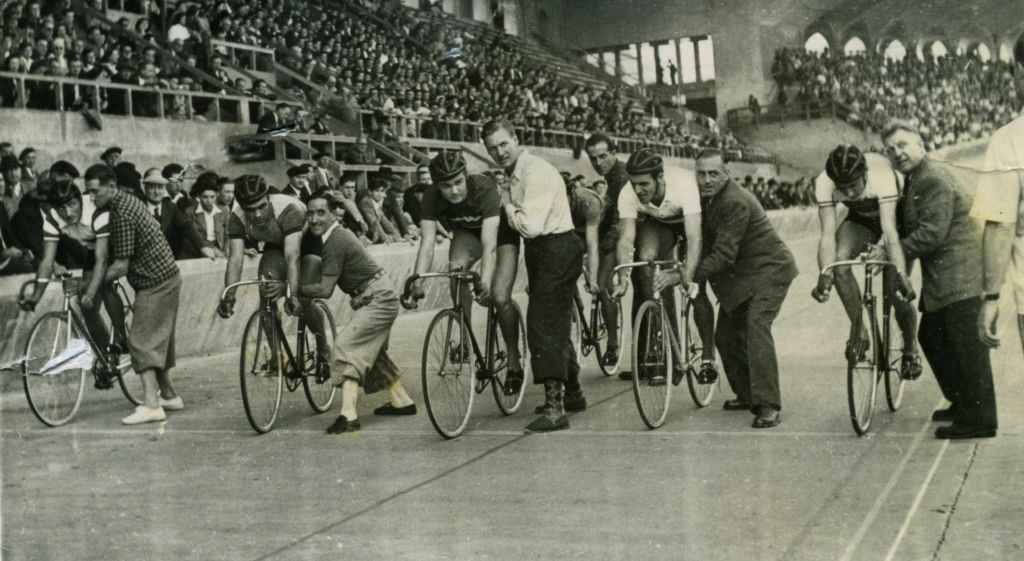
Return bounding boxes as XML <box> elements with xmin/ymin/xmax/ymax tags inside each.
<box><xmin>815</xmin><ymin>152</ymin><xmax>902</xmax><ymax>217</ymax></box>
<box><xmin>226</xmin><ymin>194</ymin><xmax>306</xmax><ymax>248</ymax></box>
<box><xmin>618</xmin><ymin>166</ymin><xmax>702</xmax><ymax>224</ymax></box>
<box><xmin>42</xmin><ymin>197</ymin><xmax>110</xmax><ymax>249</ymax></box>
<box><xmin>420</xmin><ymin>174</ymin><xmax>500</xmax><ymax>231</ymax></box>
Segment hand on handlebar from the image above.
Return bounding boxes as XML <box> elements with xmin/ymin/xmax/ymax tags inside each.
<box><xmin>401</xmin><ymin>283</ymin><xmax>425</xmax><ymax>310</ymax></box>
<box><xmin>610</xmin><ymin>275</ymin><xmax>628</xmax><ymax>301</ymax></box>
<box><xmin>652</xmin><ymin>269</ymin><xmax>683</xmax><ymax>293</ymax></box>
<box><xmin>283</xmin><ymin>295</ymin><xmax>302</xmax><ymax>317</ymax></box>
<box><xmin>894</xmin><ymin>273</ymin><xmax>916</xmax><ymax>303</ymax></box>
<box><xmin>811</xmin><ymin>273</ymin><xmax>833</xmax><ymax>303</ymax></box>
<box><xmin>473</xmin><ymin>281</ymin><xmax>492</xmax><ymax>306</ymax></box>
<box><xmin>18</xmin><ymin>296</ymin><xmax>36</xmax><ymax>313</ymax></box>
<box><xmin>217</xmin><ymin>295</ymin><xmax>236</xmax><ymax>319</ymax></box>
<box><xmin>263</xmin><ymin>279</ymin><xmax>287</xmax><ymax>301</ymax></box>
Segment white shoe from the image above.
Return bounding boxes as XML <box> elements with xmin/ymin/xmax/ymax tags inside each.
<box><xmin>121</xmin><ymin>405</ymin><xmax>167</xmax><ymax>425</ymax></box>
<box><xmin>159</xmin><ymin>395</ymin><xmax>184</xmax><ymax>411</ymax></box>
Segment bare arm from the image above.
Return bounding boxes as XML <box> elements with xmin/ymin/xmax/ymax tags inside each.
<box><xmin>816</xmin><ymin>206</ymin><xmax>837</xmax><ymax>272</ymax></box>
<box><xmin>223</xmin><ymin>238</ymin><xmax>246</xmax><ymax>299</ymax></box>
<box><xmin>615</xmin><ymin>218</ymin><xmax>637</xmax><ymax>284</ymax></box>
<box><xmin>83</xmin><ymin>237</ymin><xmax>109</xmax><ymax>302</ymax></box>
<box><xmin>479</xmin><ymin>216</ymin><xmax>499</xmax><ymax>289</ymax></box>
<box><xmin>284</xmin><ymin>231</ymin><xmax>301</xmax><ymax>295</ymax></box>
<box><xmin>982</xmin><ymin>221</ymin><xmax>1015</xmax><ymax>294</ymax></box>
<box><xmin>413</xmin><ymin>219</ymin><xmax>438</xmax><ymax>275</ymax></box>
<box><xmin>27</xmin><ymin>240</ymin><xmax>59</xmax><ymax>303</ymax></box>
<box><xmin>878</xmin><ymin>200</ymin><xmax>907</xmax><ymax>277</ymax></box>
<box><xmin>682</xmin><ymin>213</ymin><xmax>702</xmax><ymax>284</ymax></box>
<box><xmin>104</xmin><ymin>258</ymin><xmax>130</xmax><ymax>283</ymax></box>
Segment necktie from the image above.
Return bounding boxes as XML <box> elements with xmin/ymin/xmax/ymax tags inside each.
<box><xmin>153</xmin><ymin>206</ymin><xmax>160</xmax><ymax>220</ymax></box>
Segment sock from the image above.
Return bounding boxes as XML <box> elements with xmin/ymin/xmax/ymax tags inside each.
<box><xmin>339</xmin><ymin>380</ymin><xmax>359</xmax><ymax>420</ymax></box>
<box><xmin>544</xmin><ymin>380</ymin><xmax>565</xmax><ymax>417</ymax></box>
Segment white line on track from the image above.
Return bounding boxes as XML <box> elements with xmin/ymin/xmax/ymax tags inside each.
<box><xmin>838</xmin><ymin>397</ymin><xmax>946</xmax><ymax>561</ymax></box>
<box><xmin>882</xmin><ymin>439</ymin><xmax>951</xmax><ymax>561</ymax></box>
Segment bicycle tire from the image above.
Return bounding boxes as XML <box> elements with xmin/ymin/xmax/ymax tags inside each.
<box><xmin>632</xmin><ymin>301</ymin><xmax>672</xmax><ymax>429</ymax></box>
<box><xmin>684</xmin><ymin>306</ymin><xmax>716</xmax><ymax>407</ymax></box>
<box><xmin>111</xmin><ymin>288</ymin><xmax>142</xmax><ymax>406</ymax></box>
<box><xmin>240</xmin><ymin>310</ymin><xmax>284</xmax><ymax>433</ymax></box>
<box><xmin>422</xmin><ymin>309</ymin><xmax>475</xmax><ymax>438</ymax></box>
<box><xmin>847</xmin><ymin>303</ymin><xmax>878</xmax><ymax>436</ymax></box>
<box><xmin>883</xmin><ymin>309</ymin><xmax>906</xmax><ymax>412</ymax></box>
<box><xmin>570</xmin><ymin>303</ymin><xmax>584</xmax><ymax>364</ymax></box>
<box><xmin>597</xmin><ymin>298</ymin><xmax>625</xmax><ymax>376</ymax></box>
<box><xmin>491</xmin><ymin>301</ymin><xmax>529</xmax><ymax>415</ymax></box>
<box><xmin>22</xmin><ymin>311</ymin><xmax>87</xmax><ymax>427</ymax></box>
<box><xmin>302</xmin><ymin>300</ymin><xmax>337</xmax><ymax>413</ymax></box>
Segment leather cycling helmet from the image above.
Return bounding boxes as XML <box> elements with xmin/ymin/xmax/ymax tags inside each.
<box><xmin>234</xmin><ymin>174</ymin><xmax>269</xmax><ymax>206</ymax></box>
<box><xmin>45</xmin><ymin>179</ymin><xmax>81</xmax><ymax>207</ymax></box>
<box><xmin>625</xmin><ymin>147</ymin><xmax>664</xmax><ymax>176</ymax></box>
<box><xmin>825</xmin><ymin>145</ymin><xmax>867</xmax><ymax>185</ymax></box>
<box><xmin>428</xmin><ymin>151</ymin><xmax>466</xmax><ymax>183</ymax></box>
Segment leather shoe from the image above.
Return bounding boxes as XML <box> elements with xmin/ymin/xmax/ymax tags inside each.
<box><xmin>326</xmin><ymin>415</ymin><xmax>361</xmax><ymax>434</ymax></box>
<box><xmin>617</xmin><ymin>370</ymin><xmax>633</xmax><ymax>381</ymax></box>
<box><xmin>723</xmin><ymin>397</ymin><xmax>751</xmax><ymax>411</ymax></box>
<box><xmin>931</xmin><ymin>405</ymin><xmax>957</xmax><ymax>422</ymax></box>
<box><xmin>752</xmin><ymin>407</ymin><xmax>781</xmax><ymax>428</ymax></box>
<box><xmin>934</xmin><ymin>425</ymin><xmax>996</xmax><ymax>440</ymax></box>
<box><xmin>564</xmin><ymin>390</ymin><xmax>587</xmax><ymax>412</ymax></box>
<box><xmin>373</xmin><ymin>403</ymin><xmax>417</xmax><ymax>416</ymax></box>
<box><xmin>525</xmin><ymin>413</ymin><xmax>569</xmax><ymax>433</ymax></box>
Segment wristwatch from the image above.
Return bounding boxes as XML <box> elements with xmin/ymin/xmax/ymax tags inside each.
<box><xmin>983</xmin><ymin>293</ymin><xmax>1000</xmax><ymax>302</ymax></box>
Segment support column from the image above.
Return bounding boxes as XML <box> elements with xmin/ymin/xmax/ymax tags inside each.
<box><xmin>674</xmin><ymin>38</ymin><xmax>682</xmax><ymax>86</ymax></box>
<box><xmin>635</xmin><ymin>43</ymin><xmax>644</xmax><ymax>85</ymax></box>
<box><xmin>692</xmin><ymin>37</ymin><xmax>702</xmax><ymax>83</ymax></box>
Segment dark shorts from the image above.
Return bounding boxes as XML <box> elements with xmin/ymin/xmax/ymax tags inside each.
<box><xmin>457</xmin><ymin>213</ymin><xmax>521</xmax><ymax>248</ymax></box>
<box><xmin>842</xmin><ymin>212</ymin><xmax>883</xmax><ymax>239</ymax></box>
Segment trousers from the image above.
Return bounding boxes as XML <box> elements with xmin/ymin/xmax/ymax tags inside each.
<box><xmin>524</xmin><ymin>231</ymin><xmax>584</xmax><ymax>389</ymax></box>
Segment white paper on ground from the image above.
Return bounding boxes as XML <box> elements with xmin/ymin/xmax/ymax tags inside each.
<box><xmin>38</xmin><ymin>339</ymin><xmax>94</xmax><ymax>376</ymax></box>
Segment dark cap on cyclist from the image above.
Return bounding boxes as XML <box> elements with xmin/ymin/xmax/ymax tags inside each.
<box><xmin>428</xmin><ymin>151</ymin><xmax>466</xmax><ymax>183</ymax></box>
<box><xmin>235</xmin><ymin>174</ymin><xmax>269</xmax><ymax>206</ymax></box>
<box><xmin>625</xmin><ymin>148</ymin><xmax>664</xmax><ymax>176</ymax></box>
<box><xmin>45</xmin><ymin>179</ymin><xmax>81</xmax><ymax>207</ymax></box>
<box><xmin>825</xmin><ymin>145</ymin><xmax>867</xmax><ymax>185</ymax></box>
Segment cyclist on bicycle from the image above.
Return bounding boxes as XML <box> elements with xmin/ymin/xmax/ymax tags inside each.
<box><xmin>609</xmin><ymin>148</ymin><xmax>718</xmax><ymax>382</ymax></box>
<box><xmin>583</xmin><ymin>133</ymin><xmax>629</xmax><ymax>368</ymax></box>
<box><xmin>811</xmin><ymin>145</ymin><xmax>920</xmax><ymax>378</ymax></box>
<box><xmin>566</xmin><ymin>175</ymin><xmax>616</xmax><ymax>348</ymax></box>
<box><xmin>19</xmin><ymin>178</ymin><xmax>128</xmax><ymax>376</ymax></box>
<box><xmin>216</xmin><ymin>175</ymin><xmax>330</xmax><ymax>379</ymax></box>
<box><xmin>404</xmin><ymin>152</ymin><xmax>524</xmax><ymax>390</ymax></box>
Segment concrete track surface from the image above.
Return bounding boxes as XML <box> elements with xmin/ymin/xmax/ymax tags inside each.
<box><xmin>2</xmin><ymin>236</ymin><xmax>1022</xmax><ymax>561</ymax></box>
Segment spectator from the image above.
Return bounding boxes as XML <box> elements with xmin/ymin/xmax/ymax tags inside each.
<box><xmin>344</xmin><ymin>133</ymin><xmax>380</xmax><ymax>165</ymax></box>
<box><xmin>280</xmin><ymin>164</ymin><xmax>314</xmax><ymax>203</ymax></box>
<box><xmin>141</xmin><ymin>168</ymin><xmax>209</xmax><ymax>259</ymax></box>
<box><xmin>101</xmin><ymin>146</ymin><xmax>122</xmax><ymax>169</ymax></box>
<box><xmin>182</xmin><ymin>172</ymin><xmax>227</xmax><ymax>258</ymax></box>
<box><xmin>1</xmin><ymin>155</ymin><xmax>23</xmax><ymax>216</ymax></box>
<box><xmin>161</xmin><ymin>163</ymin><xmax>190</xmax><ymax>211</ymax></box>
<box><xmin>256</xmin><ymin>102</ymin><xmax>293</xmax><ymax>133</ymax></box>
<box><xmin>310</xmin><ymin>152</ymin><xmax>337</xmax><ymax>191</ymax></box>
<box><xmin>358</xmin><ymin>177</ymin><xmax>400</xmax><ymax>243</ymax></box>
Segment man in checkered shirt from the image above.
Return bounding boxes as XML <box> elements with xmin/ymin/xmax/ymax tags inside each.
<box><xmin>85</xmin><ymin>164</ymin><xmax>187</xmax><ymax>425</ymax></box>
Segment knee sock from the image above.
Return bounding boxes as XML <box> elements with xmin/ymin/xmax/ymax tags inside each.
<box><xmin>544</xmin><ymin>380</ymin><xmax>565</xmax><ymax>416</ymax></box>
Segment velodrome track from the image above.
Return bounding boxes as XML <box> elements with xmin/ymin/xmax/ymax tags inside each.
<box><xmin>2</xmin><ymin>234</ymin><xmax>1022</xmax><ymax>561</ymax></box>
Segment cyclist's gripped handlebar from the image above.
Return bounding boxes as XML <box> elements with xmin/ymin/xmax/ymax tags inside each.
<box><xmin>821</xmin><ymin>258</ymin><xmax>895</xmax><ymax>276</ymax></box>
<box><xmin>219</xmin><ymin>277</ymin><xmax>292</xmax><ymax>303</ymax></box>
<box><xmin>613</xmin><ymin>260</ymin><xmax>682</xmax><ymax>276</ymax></box>
<box><xmin>401</xmin><ymin>268</ymin><xmax>481</xmax><ymax>310</ymax></box>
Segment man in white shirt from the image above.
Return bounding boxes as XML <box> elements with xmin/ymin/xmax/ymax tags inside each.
<box><xmin>973</xmin><ymin>42</ymin><xmax>1024</xmax><ymax>356</ymax></box>
<box><xmin>484</xmin><ymin>119</ymin><xmax>584</xmax><ymax>432</ymax></box>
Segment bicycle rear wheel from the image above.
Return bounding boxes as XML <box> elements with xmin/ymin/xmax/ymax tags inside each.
<box><xmin>22</xmin><ymin>312</ymin><xmax>87</xmax><ymax>427</ymax></box>
<box><xmin>422</xmin><ymin>309</ymin><xmax>475</xmax><ymax>438</ymax></box>
<box><xmin>883</xmin><ymin>309</ymin><xmax>906</xmax><ymax>411</ymax></box>
<box><xmin>847</xmin><ymin>304</ymin><xmax>879</xmax><ymax>436</ymax></box>
<box><xmin>491</xmin><ymin>302</ymin><xmax>529</xmax><ymax>415</ymax></box>
<box><xmin>302</xmin><ymin>300</ymin><xmax>337</xmax><ymax>413</ymax></box>
<box><xmin>597</xmin><ymin>298</ymin><xmax>625</xmax><ymax>376</ymax></box>
<box><xmin>632</xmin><ymin>301</ymin><xmax>672</xmax><ymax>429</ymax></box>
<box><xmin>684</xmin><ymin>306</ymin><xmax>716</xmax><ymax>407</ymax></box>
<box><xmin>111</xmin><ymin>287</ymin><xmax>142</xmax><ymax>406</ymax></box>
<box><xmin>240</xmin><ymin>310</ymin><xmax>284</xmax><ymax>433</ymax></box>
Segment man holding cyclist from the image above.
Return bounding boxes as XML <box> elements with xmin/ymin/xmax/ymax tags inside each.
<box><xmin>405</xmin><ymin>151</ymin><xmax>525</xmax><ymax>389</ymax></box>
<box><xmin>19</xmin><ymin>177</ymin><xmax>128</xmax><ymax>380</ymax></box>
<box><xmin>582</xmin><ymin>133</ymin><xmax>628</xmax><ymax>367</ymax></box>
<box><xmin>216</xmin><ymin>175</ymin><xmax>330</xmax><ymax>381</ymax></box>
<box><xmin>483</xmin><ymin>119</ymin><xmax>584</xmax><ymax>433</ymax></box>
<box><xmin>811</xmin><ymin>145</ymin><xmax>920</xmax><ymax>378</ymax></box>
<box><xmin>300</xmin><ymin>190</ymin><xmax>417</xmax><ymax>434</ymax></box>
<box><xmin>609</xmin><ymin>148</ymin><xmax>718</xmax><ymax>383</ymax></box>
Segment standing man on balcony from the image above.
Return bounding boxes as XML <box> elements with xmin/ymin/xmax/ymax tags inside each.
<box><xmin>483</xmin><ymin>119</ymin><xmax>585</xmax><ymax>432</ymax></box>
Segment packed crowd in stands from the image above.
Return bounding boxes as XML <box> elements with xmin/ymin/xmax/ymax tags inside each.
<box><xmin>0</xmin><ymin>0</ymin><xmax>764</xmax><ymax>159</ymax></box>
<box><xmin>772</xmin><ymin>47</ymin><xmax>1020</xmax><ymax>151</ymax></box>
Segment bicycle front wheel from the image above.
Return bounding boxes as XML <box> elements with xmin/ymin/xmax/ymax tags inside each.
<box><xmin>597</xmin><ymin>298</ymin><xmax>625</xmax><ymax>376</ymax></box>
<box><xmin>240</xmin><ymin>310</ymin><xmax>284</xmax><ymax>433</ymax></box>
<box><xmin>684</xmin><ymin>306</ymin><xmax>716</xmax><ymax>407</ymax></box>
<box><xmin>302</xmin><ymin>300</ymin><xmax>337</xmax><ymax>413</ymax></box>
<box><xmin>847</xmin><ymin>304</ymin><xmax>878</xmax><ymax>436</ymax></box>
<box><xmin>22</xmin><ymin>312</ymin><xmax>87</xmax><ymax>427</ymax></box>
<box><xmin>422</xmin><ymin>309</ymin><xmax>475</xmax><ymax>438</ymax></box>
<box><xmin>491</xmin><ymin>302</ymin><xmax>529</xmax><ymax>415</ymax></box>
<box><xmin>883</xmin><ymin>309</ymin><xmax>906</xmax><ymax>411</ymax></box>
<box><xmin>632</xmin><ymin>301</ymin><xmax>672</xmax><ymax>429</ymax></box>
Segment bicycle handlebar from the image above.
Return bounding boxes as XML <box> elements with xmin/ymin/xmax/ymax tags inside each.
<box><xmin>401</xmin><ymin>269</ymin><xmax>480</xmax><ymax>310</ymax></box>
<box><xmin>821</xmin><ymin>259</ymin><xmax>895</xmax><ymax>276</ymax></box>
<box><xmin>613</xmin><ymin>260</ymin><xmax>681</xmax><ymax>275</ymax></box>
<box><xmin>220</xmin><ymin>278</ymin><xmax>292</xmax><ymax>302</ymax></box>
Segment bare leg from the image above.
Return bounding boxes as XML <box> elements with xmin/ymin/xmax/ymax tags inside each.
<box><xmin>692</xmin><ymin>290</ymin><xmax>716</xmax><ymax>361</ymax></box>
<box><xmin>492</xmin><ymin>244</ymin><xmax>521</xmax><ymax>371</ymax></box>
<box><xmin>156</xmin><ymin>369</ymin><xmax>178</xmax><ymax>401</ymax></box>
<box><xmin>139</xmin><ymin>368</ymin><xmax>160</xmax><ymax>409</ymax></box>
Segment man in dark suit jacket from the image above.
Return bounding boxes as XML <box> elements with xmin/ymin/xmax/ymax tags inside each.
<box><xmin>310</xmin><ymin>152</ymin><xmax>337</xmax><ymax>191</ymax></box>
<box><xmin>279</xmin><ymin>164</ymin><xmax>314</xmax><ymax>203</ymax></box>
<box><xmin>257</xmin><ymin>103</ymin><xmax>294</xmax><ymax>133</ymax></box>
<box><xmin>883</xmin><ymin>121</ymin><xmax>997</xmax><ymax>439</ymax></box>
<box><xmin>141</xmin><ymin>169</ymin><xmax>216</xmax><ymax>260</ymax></box>
<box><xmin>182</xmin><ymin>177</ymin><xmax>227</xmax><ymax>258</ymax></box>
<box><xmin>0</xmin><ymin>199</ymin><xmax>35</xmax><ymax>275</ymax></box>
<box><xmin>657</xmin><ymin>149</ymin><xmax>798</xmax><ymax>428</ymax></box>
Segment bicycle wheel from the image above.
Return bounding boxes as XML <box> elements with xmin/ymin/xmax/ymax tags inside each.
<box><xmin>111</xmin><ymin>288</ymin><xmax>142</xmax><ymax>406</ymax></box>
<box><xmin>632</xmin><ymin>301</ymin><xmax>672</xmax><ymax>429</ymax></box>
<box><xmin>597</xmin><ymin>299</ymin><xmax>626</xmax><ymax>376</ymax></box>
<box><xmin>883</xmin><ymin>309</ymin><xmax>906</xmax><ymax>412</ymax></box>
<box><xmin>422</xmin><ymin>309</ymin><xmax>475</xmax><ymax>438</ymax></box>
<box><xmin>491</xmin><ymin>302</ymin><xmax>529</xmax><ymax>415</ymax></box>
<box><xmin>240</xmin><ymin>310</ymin><xmax>284</xmax><ymax>433</ymax></box>
<box><xmin>847</xmin><ymin>303</ymin><xmax>879</xmax><ymax>436</ymax></box>
<box><xmin>684</xmin><ymin>306</ymin><xmax>716</xmax><ymax>407</ymax></box>
<box><xmin>22</xmin><ymin>312</ymin><xmax>87</xmax><ymax>427</ymax></box>
<box><xmin>302</xmin><ymin>300</ymin><xmax>337</xmax><ymax>413</ymax></box>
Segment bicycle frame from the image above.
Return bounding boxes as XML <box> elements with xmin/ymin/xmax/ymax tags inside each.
<box><xmin>822</xmin><ymin>258</ymin><xmax>898</xmax><ymax>371</ymax></box>
<box><xmin>614</xmin><ymin>260</ymin><xmax>688</xmax><ymax>367</ymax></box>
<box><xmin>222</xmin><ymin>279</ymin><xmax>304</xmax><ymax>380</ymax></box>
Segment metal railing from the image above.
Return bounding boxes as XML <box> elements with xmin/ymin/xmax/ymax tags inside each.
<box><xmin>0</xmin><ymin>71</ymin><xmax>251</xmax><ymax>124</ymax></box>
<box><xmin>727</xmin><ymin>99</ymin><xmax>838</xmax><ymax>130</ymax></box>
<box><xmin>210</xmin><ymin>40</ymin><xmax>276</xmax><ymax>74</ymax></box>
